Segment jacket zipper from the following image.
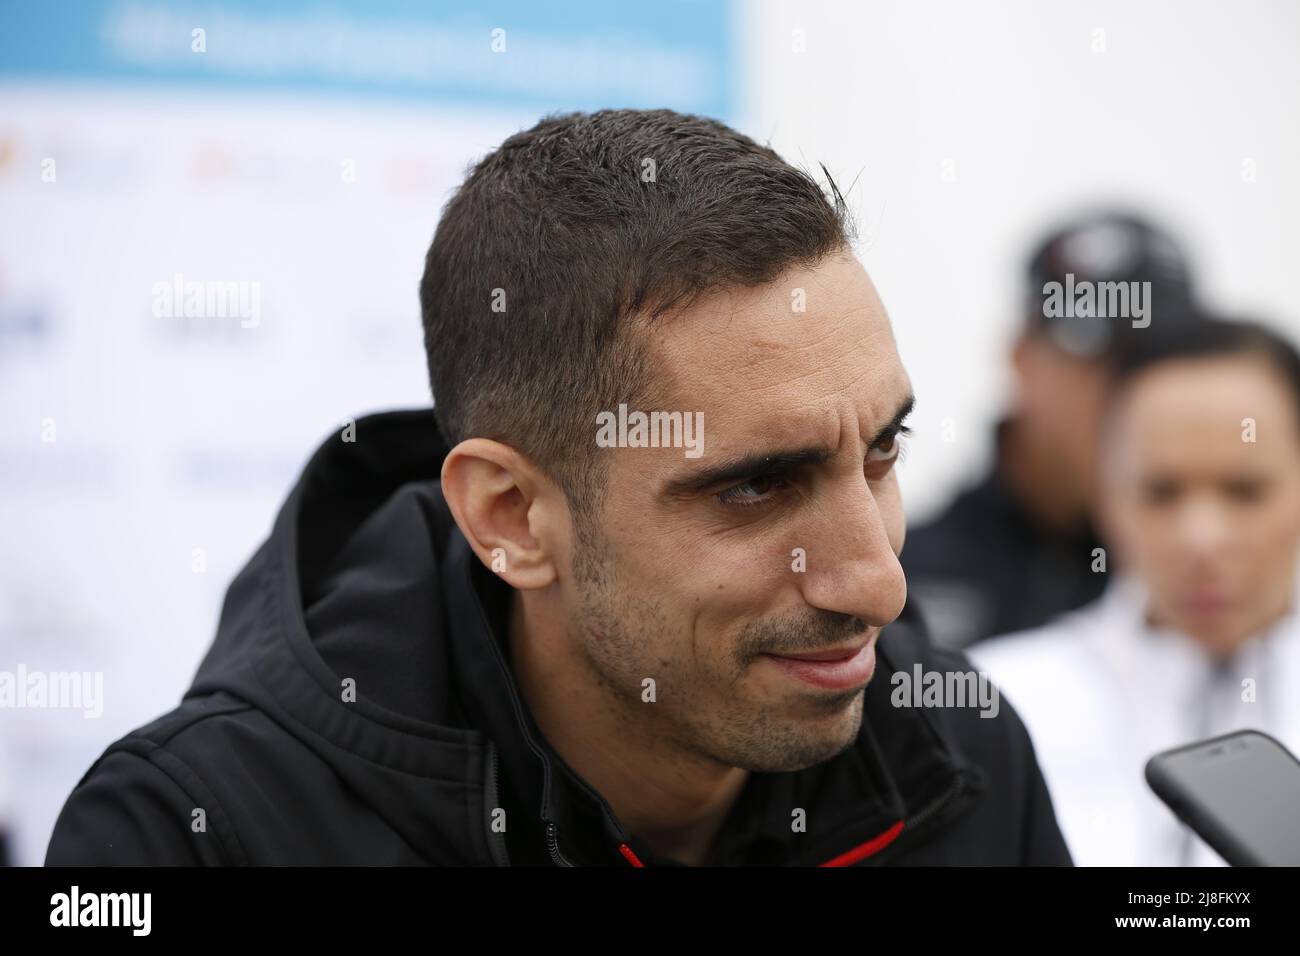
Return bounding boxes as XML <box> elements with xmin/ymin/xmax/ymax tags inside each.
<box><xmin>462</xmin><ymin>558</ymin><xmax>596</xmax><ymax>868</ymax></box>
<box><xmin>484</xmin><ymin>737</ymin><xmax>578</xmax><ymax>867</ymax></box>
<box><xmin>483</xmin><ymin>740</ymin><xmax>511</xmax><ymax>866</ymax></box>
<box><xmin>546</xmin><ymin>821</ymin><xmax>577</xmax><ymax>867</ymax></box>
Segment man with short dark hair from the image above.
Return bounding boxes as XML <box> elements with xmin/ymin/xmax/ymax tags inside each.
<box><xmin>47</xmin><ymin>109</ymin><xmax>1071</xmax><ymax>866</ymax></box>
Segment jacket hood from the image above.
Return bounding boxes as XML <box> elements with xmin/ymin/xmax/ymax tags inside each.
<box><xmin>183</xmin><ymin>407</ymin><xmax>988</xmax><ymax>866</ymax></box>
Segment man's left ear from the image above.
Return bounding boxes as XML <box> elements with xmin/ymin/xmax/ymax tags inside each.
<box><xmin>439</xmin><ymin>438</ymin><xmax>560</xmax><ymax>591</ymax></box>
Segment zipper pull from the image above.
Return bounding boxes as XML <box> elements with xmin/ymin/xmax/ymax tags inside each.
<box><xmin>545</xmin><ymin>821</ymin><xmax>576</xmax><ymax>867</ymax></box>
<box><xmin>617</xmin><ymin>843</ymin><xmax>646</xmax><ymax>867</ymax></box>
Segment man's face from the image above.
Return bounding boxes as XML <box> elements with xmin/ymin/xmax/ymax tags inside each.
<box><xmin>1100</xmin><ymin>355</ymin><xmax>1300</xmax><ymax>654</ymax></box>
<box><xmin>566</xmin><ymin>251</ymin><xmax>912</xmax><ymax>773</ymax></box>
<box><xmin>1011</xmin><ymin>332</ymin><xmax>1111</xmax><ymax>517</ymax></box>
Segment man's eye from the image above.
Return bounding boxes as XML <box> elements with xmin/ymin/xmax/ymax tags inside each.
<box><xmin>716</xmin><ymin>473</ymin><xmax>787</xmax><ymax>509</ymax></box>
<box><xmin>1225</xmin><ymin>478</ymin><xmax>1267</xmax><ymax>503</ymax></box>
<box><xmin>868</xmin><ymin>434</ymin><xmax>899</xmax><ymax>462</ymax></box>
<box><xmin>1143</xmin><ymin>479</ymin><xmax>1180</xmax><ymax>505</ymax></box>
<box><xmin>867</xmin><ymin>429</ymin><xmax>908</xmax><ymax>466</ymax></box>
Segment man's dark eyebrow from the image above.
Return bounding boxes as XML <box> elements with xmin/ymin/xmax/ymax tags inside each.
<box><xmin>662</xmin><ymin>393</ymin><xmax>916</xmax><ymax>497</ymax></box>
<box><xmin>663</xmin><ymin>447</ymin><xmax>833</xmax><ymax>497</ymax></box>
<box><xmin>872</xmin><ymin>394</ymin><xmax>915</xmax><ymax>445</ymax></box>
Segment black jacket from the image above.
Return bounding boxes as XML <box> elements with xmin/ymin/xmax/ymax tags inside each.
<box><xmin>46</xmin><ymin>409</ymin><xmax>1073</xmax><ymax>866</ymax></box>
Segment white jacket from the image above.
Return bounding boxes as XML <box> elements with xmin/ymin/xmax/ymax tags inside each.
<box><xmin>967</xmin><ymin>574</ymin><xmax>1300</xmax><ymax>866</ymax></box>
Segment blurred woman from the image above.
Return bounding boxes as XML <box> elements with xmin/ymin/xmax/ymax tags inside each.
<box><xmin>968</xmin><ymin>316</ymin><xmax>1300</xmax><ymax>866</ymax></box>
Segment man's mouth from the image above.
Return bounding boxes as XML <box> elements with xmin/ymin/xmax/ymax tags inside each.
<box><xmin>761</xmin><ymin>638</ymin><xmax>877</xmax><ymax>690</ymax></box>
<box><xmin>766</xmin><ymin>644</ymin><xmax>867</xmax><ymax>662</ymax></box>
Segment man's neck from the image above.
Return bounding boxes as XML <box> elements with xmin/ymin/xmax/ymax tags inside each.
<box><xmin>506</xmin><ymin>590</ymin><xmax>749</xmax><ymax>865</ymax></box>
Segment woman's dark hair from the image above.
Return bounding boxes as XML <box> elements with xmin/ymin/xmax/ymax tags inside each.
<box><xmin>1108</xmin><ymin>314</ymin><xmax>1300</xmax><ymax>428</ymax></box>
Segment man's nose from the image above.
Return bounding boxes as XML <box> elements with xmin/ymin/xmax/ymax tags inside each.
<box><xmin>796</xmin><ymin>473</ymin><xmax>907</xmax><ymax>627</ymax></box>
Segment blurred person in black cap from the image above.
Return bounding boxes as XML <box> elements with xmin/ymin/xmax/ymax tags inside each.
<box><xmin>902</xmin><ymin>211</ymin><xmax>1197</xmax><ymax>651</ymax></box>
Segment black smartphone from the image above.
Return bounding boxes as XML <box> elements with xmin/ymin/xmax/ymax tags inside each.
<box><xmin>1145</xmin><ymin>729</ymin><xmax>1300</xmax><ymax>866</ymax></box>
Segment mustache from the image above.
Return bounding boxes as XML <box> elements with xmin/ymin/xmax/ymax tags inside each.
<box><xmin>736</xmin><ymin>610</ymin><xmax>871</xmax><ymax>663</ymax></box>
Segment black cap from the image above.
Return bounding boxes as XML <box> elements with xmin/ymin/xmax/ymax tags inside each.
<box><xmin>1024</xmin><ymin>210</ymin><xmax>1196</xmax><ymax>360</ymax></box>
